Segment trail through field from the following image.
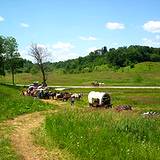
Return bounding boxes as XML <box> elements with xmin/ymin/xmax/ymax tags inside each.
<box><xmin>4</xmin><ymin>106</ymin><xmax>63</xmax><ymax>160</ymax></box>
<box><xmin>9</xmin><ymin>112</ymin><xmax>47</xmax><ymax>160</ymax></box>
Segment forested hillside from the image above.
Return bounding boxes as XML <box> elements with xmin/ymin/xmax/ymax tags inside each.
<box><xmin>51</xmin><ymin>45</ymin><xmax>160</xmax><ymax>73</ymax></box>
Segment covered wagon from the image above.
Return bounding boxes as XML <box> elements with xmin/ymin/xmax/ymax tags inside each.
<box><xmin>88</xmin><ymin>91</ymin><xmax>112</xmax><ymax>108</ymax></box>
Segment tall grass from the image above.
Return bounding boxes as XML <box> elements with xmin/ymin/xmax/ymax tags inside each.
<box><xmin>0</xmin><ymin>84</ymin><xmax>55</xmax><ymax>122</ymax></box>
<box><xmin>0</xmin><ymin>85</ymin><xmax>56</xmax><ymax>160</ymax></box>
<box><xmin>0</xmin><ymin>137</ymin><xmax>20</xmax><ymax>160</ymax></box>
<box><xmin>43</xmin><ymin>109</ymin><xmax>160</xmax><ymax>160</ymax></box>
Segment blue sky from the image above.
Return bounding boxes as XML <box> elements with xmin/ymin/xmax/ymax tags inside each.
<box><xmin>0</xmin><ymin>0</ymin><xmax>160</xmax><ymax>62</ymax></box>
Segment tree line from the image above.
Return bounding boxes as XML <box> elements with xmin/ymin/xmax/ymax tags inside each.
<box><xmin>1</xmin><ymin>35</ymin><xmax>160</xmax><ymax>84</ymax></box>
<box><xmin>52</xmin><ymin>45</ymin><xmax>160</xmax><ymax>73</ymax></box>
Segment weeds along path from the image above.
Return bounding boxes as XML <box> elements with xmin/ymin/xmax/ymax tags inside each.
<box><xmin>4</xmin><ymin>107</ymin><xmax>62</xmax><ymax>160</ymax></box>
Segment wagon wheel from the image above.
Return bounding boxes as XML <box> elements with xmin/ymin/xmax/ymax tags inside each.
<box><xmin>93</xmin><ymin>101</ymin><xmax>99</xmax><ymax>107</ymax></box>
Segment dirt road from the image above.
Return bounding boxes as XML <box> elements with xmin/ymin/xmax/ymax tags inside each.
<box><xmin>6</xmin><ymin>83</ymin><xmax>160</xmax><ymax>89</ymax></box>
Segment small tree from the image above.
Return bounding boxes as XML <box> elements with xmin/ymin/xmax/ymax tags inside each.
<box><xmin>4</xmin><ymin>37</ymin><xmax>22</xmax><ymax>84</ymax></box>
<box><xmin>29</xmin><ymin>44</ymin><xmax>48</xmax><ymax>84</ymax></box>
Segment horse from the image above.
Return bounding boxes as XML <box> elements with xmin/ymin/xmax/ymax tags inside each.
<box><xmin>62</xmin><ymin>92</ymin><xmax>71</xmax><ymax>101</ymax></box>
<box><xmin>71</xmin><ymin>93</ymin><xmax>83</xmax><ymax>100</ymax></box>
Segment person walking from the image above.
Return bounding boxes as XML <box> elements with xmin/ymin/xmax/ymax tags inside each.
<box><xmin>70</xmin><ymin>95</ymin><xmax>75</xmax><ymax>107</ymax></box>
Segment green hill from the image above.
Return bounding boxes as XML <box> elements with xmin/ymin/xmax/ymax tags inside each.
<box><xmin>1</xmin><ymin>62</ymin><xmax>160</xmax><ymax>86</ymax></box>
<box><xmin>49</xmin><ymin>45</ymin><xmax>160</xmax><ymax>74</ymax></box>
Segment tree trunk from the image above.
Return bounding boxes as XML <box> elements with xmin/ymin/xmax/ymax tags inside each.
<box><xmin>40</xmin><ymin>64</ymin><xmax>46</xmax><ymax>84</ymax></box>
<box><xmin>11</xmin><ymin>67</ymin><xmax>15</xmax><ymax>85</ymax></box>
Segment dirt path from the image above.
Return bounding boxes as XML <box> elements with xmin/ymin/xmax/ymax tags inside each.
<box><xmin>11</xmin><ymin>112</ymin><xmax>47</xmax><ymax>160</ymax></box>
<box><xmin>5</xmin><ymin>111</ymin><xmax>48</xmax><ymax>160</ymax></box>
<box><xmin>4</xmin><ymin>103</ymin><xmax>63</xmax><ymax>160</ymax></box>
<box><xmin>11</xmin><ymin>83</ymin><xmax>160</xmax><ymax>89</ymax></box>
<box><xmin>2</xmin><ymin>100</ymin><xmax>73</xmax><ymax>160</ymax></box>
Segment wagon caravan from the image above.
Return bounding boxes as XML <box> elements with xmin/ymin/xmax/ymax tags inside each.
<box><xmin>1</xmin><ymin>0</ymin><xmax>160</xmax><ymax>159</ymax></box>
<box><xmin>88</xmin><ymin>91</ymin><xmax>112</xmax><ymax>108</ymax></box>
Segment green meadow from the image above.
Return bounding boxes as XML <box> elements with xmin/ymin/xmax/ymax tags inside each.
<box><xmin>0</xmin><ymin>71</ymin><xmax>160</xmax><ymax>159</ymax></box>
<box><xmin>0</xmin><ymin>85</ymin><xmax>54</xmax><ymax>122</ymax></box>
<box><xmin>1</xmin><ymin>62</ymin><xmax>160</xmax><ymax>86</ymax></box>
<box><xmin>0</xmin><ymin>84</ymin><xmax>55</xmax><ymax>160</ymax></box>
<box><xmin>39</xmin><ymin>110</ymin><xmax>160</xmax><ymax>160</ymax></box>
<box><xmin>66</xmin><ymin>88</ymin><xmax>160</xmax><ymax>110</ymax></box>
<box><xmin>34</xmin><ymin>87</ymin><xmax>160</xmax><ymax>160</ymax></box>
<box><xmin>1</xmin><ymin>0</ymin><xmax>160</xmax><ymax>159</ymax></box>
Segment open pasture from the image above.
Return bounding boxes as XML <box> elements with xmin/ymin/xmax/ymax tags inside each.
<box><xmin>0</xmin><ymin>84</ymin><xmax>160</xmax><ymax>160</ymax></box>
<box><xmin>34</xmin><ymin>87</ymin><xmax>160</xmax><ymax>160</ymax></box>
<box><xmin>1</xmin><ymin>62</ymin><xmax>160</xmax><ymax>86</ymax></box>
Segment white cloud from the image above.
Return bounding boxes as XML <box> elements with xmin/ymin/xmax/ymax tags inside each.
<box><xmin>52</xmin><ymin>42</ymin><xmax>74</xmax><ymax>51</ymax></box>
<box><xmin>142</xmin><ymin>35</ymin><xmax>160</xmax><ymax>47</ymax></box>
<box><xmin>87</xmin><ymin>47</ymin><xmax>98</xmax><ymax>53</ymax></box>
<box><xmin>37</xmin><ymin>44</ymin><xmax>47</xmax><ymax>48</ymax></box>
<box><xmin>105</xmin><ymin>22</ymin><xmax>125</xmax><ymax>30</ymax></box>
<box><xmin>52</xmin><ymin>42</ymin><xmax>77</xmax><ymax>61</ymax></box>
<box><xmin>143</xmin><ymin>21</ymin><xmax>160</xmax><ymax>33</ymax></box>
<box><xmin>80</xmin><ymin>36</ymin><xmax>97</xmax><ymax>41</ymax></box>
<box><xmin>20</xmin><ymin>22</ymin><xmax>30</xmax><ymax>28</ymax></box>
<box><xmin>19</xmin><ymin>48</ymin><xmax>35</xmax><ymax>62</ymax></box>
<box><xmin>20</xmin><ymin>42</ymin><xmax>78</xmax><ymax>62</ymax></box>
<box><xmin>19</xmin><ymin>44</ymin><xmax>48</xmax><ymax>63</ymax></box>
<box><xmin>0</xmin><ymin>16</ymin><xmax>4</xmax><ymax>22</ymax></box>
<box><xmin>51</xmin><ymin>50</ymin><xmax>78</xmax><ymax>62</ymax></box>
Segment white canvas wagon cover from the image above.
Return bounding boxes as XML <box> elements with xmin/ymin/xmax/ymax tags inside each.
<box><xmin>88</xmin><ymin>91</ymin><xmax>107</xmax><ymax>105</ymax></box>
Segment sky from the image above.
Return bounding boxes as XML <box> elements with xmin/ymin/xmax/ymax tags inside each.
<box><xmin>0</xmin><ymin>0</ymin><xmax>160</xmax><ymax>62</ymax></box>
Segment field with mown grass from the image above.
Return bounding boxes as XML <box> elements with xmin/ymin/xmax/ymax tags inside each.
<box><xmin>34</xmin><ymin>87</ymin><xmax>160</xmax><ymax>160</ymax></box>
<box><xmin>0</xmin><ymin>84</ymin><xmax>55</xmax><ymax>160</ymax></box>
<box><xmin>1</xmin><ymin>62</ymin><xmax>160</xmax><ymax>86</ymax></box>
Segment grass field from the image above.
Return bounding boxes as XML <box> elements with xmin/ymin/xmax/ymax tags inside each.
<box><xmin>0</xmin><ymin>83</ymin><xmax>160</xmax><ymax>159</ymax></box>
<box><xmin>1</xmin><ymin>62</ymin><xmax>160</xmax><ymax>86</ymax></box>
<box><xmin>0</xmin><ymin>123</ymin><xmax>20</xmax><ymax>160</ymax></box>
<box><xmin>40</xmin><ymin>110</ymin><xmax>160</xmax><ymax>160</ymax></box>
<box><xmin>0</xmin><ymin>84</ymin><xmax>55</xmax><ymax>160</ymax></box>
<box><xmin>65</xmin><ymin>88</ymin><xmax>160</xmax><ymax>111</ymax></box>
<box><xmin>34</xmin><ymin>87</ymin><xmax>160</xmax><ymax>160</ymax></box>
<box><xmin>0</xmin><ymin>84</ymin><xmax>54</xmax><ymax>122</ymax></box>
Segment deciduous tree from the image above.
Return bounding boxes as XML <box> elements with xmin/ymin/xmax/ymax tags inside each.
<box><xmin>4</xmin><ymin>37</ymin><xmax>22</xmax><ymax>84</ymax></box>
<box><xmin>29</xmin><ymin>44</ymin><xmax>48</xmax><ymax>85</ymax></box>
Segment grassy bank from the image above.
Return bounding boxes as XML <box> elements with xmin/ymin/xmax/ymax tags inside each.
<box><xmin>0</xmin><ymin>85</ymin><xmax>55</xmax><ymax>160</ymax></box>
<box><xmin>1</xmin><ymin>62</ymin><xmax>160</xmax><ymax>86</ymax></box>
<box><xmin>39</xmin><ymin>109</ymin><xmax>160</xmax><ymax>160</ymax></box>
<box><xmin>0</xmin><ymin>84</ymin><xmax>54</xmax><ymax>122</ymax></box>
